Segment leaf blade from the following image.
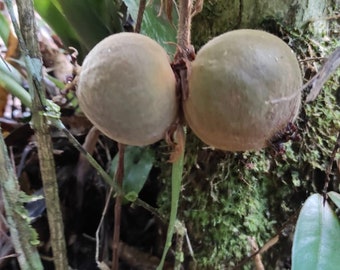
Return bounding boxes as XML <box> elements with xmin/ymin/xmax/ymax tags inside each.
<box><xmin>328</xmin><ymin>191</ymin><xmax>340</xmax><ymax>209</ymax></box>
<box><xmin>110</xmin><ymin>146</ymin><xmax>155</xmax><ymax>202</ymax></box>
<box><xmin>123</xmin><ymin>0</ymin><xmax>177</xmax><ymax>56</ymax></box>
<box><xmin>292</xmin><ymin>193</ymin><xmax>340</xmax><ymax>270</ymax></box>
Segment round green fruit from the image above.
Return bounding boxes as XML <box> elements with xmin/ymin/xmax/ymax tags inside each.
<box><xmin>77</xmin><ymin>33</ymin><xmax>177</xmax><ymax>146</ymax></box>
<box><xmin>184</xmin><ymin>29</ymin><xmax>302</xmax><ymax>151</ymax></box>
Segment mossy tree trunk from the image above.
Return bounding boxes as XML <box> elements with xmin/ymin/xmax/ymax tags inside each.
<box><xmin>158</xmin><ymin>0</ymin><xmax>339</xmax><ymax>269</ymax></box>
<box><xmin>192</xmin><ymin>0</ymin><xmax>337</xmax><ymax>48</ymax></box>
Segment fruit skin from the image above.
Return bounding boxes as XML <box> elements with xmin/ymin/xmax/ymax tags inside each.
<box><xmin>184</xmin><ymin>29</ymin><xmax>302</xmax><ymax>151</ymax></box>
<box><xmin>77</xmin><ymin>33</ymin><xmax>177</xmax><ymax>146</ymax></box>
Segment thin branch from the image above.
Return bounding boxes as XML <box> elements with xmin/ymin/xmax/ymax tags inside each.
<box><xmin>96</xmin><ymin>187</ymin><xmax>114</xmax><ymax>269</ymax></box>
<box><xmin>58</xmin><ymin>122</ymin><xmax>121</xmax><ymax>193</ymax></box>
<box><xmin>4</xmin><ymin>0</ymin><xmax>68</xmax><ymax>269</ymax></box>
<box><xmin>135</xmin><ymin>0</ymin><xmax>147</xmax><ymax>33</ymax></box>
<box><xmin>112</xmin><ymin>143</ymin><xmax>125</xmax><ymax>270</ymax></box>
<box><xmin>304</xmin><ymin>47</ymin><xmax>340</xmax><ymax>102</ymax></box>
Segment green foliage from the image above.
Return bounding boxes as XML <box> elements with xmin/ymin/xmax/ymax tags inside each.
<box><xmin>157</xmin><ymin>41</ymin><xmax>339</xmax><ymax>268</ymax></box>
<box><xmin>157</xmin><ymin>133</ymin><xmax>185</xmax><ymax>269</ymax></box>
<box><xmin>187</xmin><ymin>151</ymin><xmax>274</xmax><ymax>268</ymax></box>
<box><xmin>158</xmin><ymin>141</ymin><xmax>275</xmax><ymax>268</ymax></box>
<box><xmin>34</xmin><ymin>0</ymin><xmax>123</xmax><ymax>59</ymax></box>
<box><xmin>35</xmin><ymin>0</ymin><xmax>178</xmax><ymax>58</ymax></box>
<box><xmin>123</xmin><ymin>0</ymin><xmax>178</xmax><ymax>56</ymax></box>
<box><xmin>55</xmin><ymin>0</ymin><xmax>120</xmax><ymax>50</ymax></box>
<box><xmin>328</xmin><ymin>191</ymin><xmax>340</xmax><ymax>209</ymax></box>
<box><xmin>0</xmin><ymin>12</ymin><xmax>10</xmax><ymax>44</ymax></box>
<box><xmin>16</xmin><ymin>191</ymin><xmax>43</xmax><ymax>246</ymax></box>
<box><xmin>33</xmin><ymin>0</ymin><xmax>81</xmax><ymax>51</ymax></box>
<box><xmin>110</xmin><ymin>146</ymin><xmax>155</xmax><ymax>202</ymax></box>
<box><xmin>19</xmin><ymin>2</ymin><xmax>340</xmax><ymax>268</ymax></box>
<box><xmin>292</xmin><ymin>194</ymin><xmax>340</xmax><ymax>270</ymax></box>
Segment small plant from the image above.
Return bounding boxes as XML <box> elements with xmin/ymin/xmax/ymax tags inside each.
<box><xmin>1</xmin><ymin>0</ymin><xmax>339</xmax><ymax>269</ymax></box>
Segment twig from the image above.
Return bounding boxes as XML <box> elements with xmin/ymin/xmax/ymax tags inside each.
<box><xmin>234</xmin><ymin>209</ymin><xmax>299</xmax><ymax>270</ymax></box>
<box><xmin>303</xmin><ymin>47</ymin><xmax>340</xmax><ymax>102</ymax></box>
<box><xmin>112</xmin><ymin>143</ymin><xmax>125</xmax><ymax>270</ymax></box>
<box><xmin>0</xmin><ymin>253</ymin><xmax>19</xmax><ymax>260</ymax></box>
<box><xmin>185</xmin><ymin>228</ymin><xmax>196</xmax><ymax>266</ymax></box>
<box><xmin>248</xmin><ymin>237</ymin><xmax>265</xmax><ymax>270</ymax></box>
<box><xmin>4</xmin><ymin>0</ymin><xmax>68</xmax><ymax>269</ymax></box>
<box><xmin>96</xmin><ymin>187</ymin><xmax>114</xmax><ymax>269</ymax></box>
<box><xmin>135</xmin><ymin>0</ymin><xmax>147</xmax><ymax>33</ymax></box>
<box><xmin>134</xmin><ymin>198</ymin><xmax>166</xmax><ymax>223</ymax></box>
<box><xmin>57</xmin><ymin>122</ymin><xmax>121</xmax><ymax>193</ymax></box>
<box><xmin>299</xmin><ymin>57</ymin><xmax>326</xmax><ymax>63</ymax></box>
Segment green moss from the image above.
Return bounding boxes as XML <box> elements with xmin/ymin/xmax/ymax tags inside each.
<box><xmin>158</xmin><ymin>19</ymin><xmax>339</xmax><ymax>268</ymax></box>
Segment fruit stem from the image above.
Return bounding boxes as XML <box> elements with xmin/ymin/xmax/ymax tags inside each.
<box><xmin>135</xmin><ymin>0</ymin><xmax>147</xmax><ymax>33</ymax></box>
<box><xmin>112</xmin><ymin>143</ymin><xmax>125</xmax><ymax>270</ymax></box>
<box><xmin>177</xmin><ymin>0</ymin><xmax>192</xmax><ymax>50</ymax></box>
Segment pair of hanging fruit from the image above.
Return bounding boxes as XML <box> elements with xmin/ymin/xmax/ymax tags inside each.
<box><xmin>77</xmin><ymin>29</ymin><xmax>301</xmax><ymax>151</ymax></box>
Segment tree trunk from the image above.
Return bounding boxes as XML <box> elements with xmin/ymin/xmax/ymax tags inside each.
<box><xmin>192</xmin><ymin>0</ymin><xmax>338</xmax><ymax>48</ymax></box>
<box><xmin>158</xmin><ymin>0</ymin><xmax>339</xmax><ymax>269</ymax></box>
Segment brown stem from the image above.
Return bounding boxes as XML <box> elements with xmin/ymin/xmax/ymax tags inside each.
<box><xmin>6</xmin><ymin>0</ymin><xmax>68</xmax><ymax>269</ymax></box>
<box><xmin>112</xmin><ymin>143</ymin><xmax>125</xmax><ymax>270</ymax></box>
<box><xmin>135</xmin><ymin>0</ymin><xmax>147</xmax><ymax>33</ymax></box>
<box><xmin>177</xmin><ymin>0</ymin><xmax>192</xmax><ymax>50</ymax></box>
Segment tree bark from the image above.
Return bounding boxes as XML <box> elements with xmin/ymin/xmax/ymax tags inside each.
<box><xmin>192</xmin><ymin>0</ymin><xmax>338</xmax><ymax>48</ymax></box>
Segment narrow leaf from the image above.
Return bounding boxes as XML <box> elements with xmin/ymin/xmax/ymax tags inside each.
<box><xmin>0</xmin><ymin>12</ymin><xmax>10</xmax><ymax>44</ymax></box>
<box><xmin>328</xmin><ymin>191</ymin><xmax>340</xmax><ymax>209</ymax></box>
<box><xmin>292</xmin><ymin>193</ymin><xmax>340</xmax><ymax>270</ymax></box>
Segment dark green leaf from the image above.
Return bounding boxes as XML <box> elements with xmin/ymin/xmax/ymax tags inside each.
<box><xmin>328</xmin><ymin>191</ymin><xmax>340</xmax><ymax>209</ymax></box>
<box><xmin>52</xmin><ymin>0</ymin><xmax>122</xmax><ymax>51</ymax></box>
<box><xmin>110</xmin><ymin>146</ymin><xmax>155</xmax><ymax>202</ymax></box>
<box><xmin>292</xmin><ymin>193</ymin><xmax>340</xmax><ymax>270</ymax></box>
<box><xmin>87</xmin><ymin>0</ymin><xmax>122</xmax><ymax>34</ymax></box>
<box><xmin>34</xmin><ymin>0</ymin><xmax>81</xmax><ymax>50</ymax></box>
<box><xmin>123</xmin><ymin>0</ymin><xmax>177</xmax><ymax>56</ymax></box>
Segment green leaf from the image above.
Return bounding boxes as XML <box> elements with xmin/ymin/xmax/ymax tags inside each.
<box><xmin>53</xmin><ymin>0</ymin><xmax>122</xmax><ymax>51</ymax></box>
<box><xmin>110</xmin><ymin>146</ymin><xmax>155</xmax><ymax>202</ymax></box>
<box><xmin>123</xmin><ymin>0</ymin><xmax>177</xmax><ymax>56</ymax></box>
<box><xmin>292</xmin><ymin>193</ymin><xmax>340</xmax><ymax>270</ymax></box>
<box><xmin>328</xmin><ymin>191</ymin><xmax>340</xmax><ymax>209</ymax></box>
<box><xmin>87</xmin><ymin>0</ymin><xmax>122</xmax><ymax>34</ymax></box>
<box><xmin>34</xmin><ymin>0</ymin><xmax>78</xmax><ymax>44</ymax></box>
<box><xmin>0</xmin><ymin>70</ymin><xmax>32</xmax><ymax>109</ymax></box>
<box><xmin>0</xmin><ymin>58</ymin><xmax>23</xmax><ymax>83</ymax></box>
<box><xmin>0</xmin><ymin>12</ymin><xmax>10</xmax><ymax>44</ymax></box>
